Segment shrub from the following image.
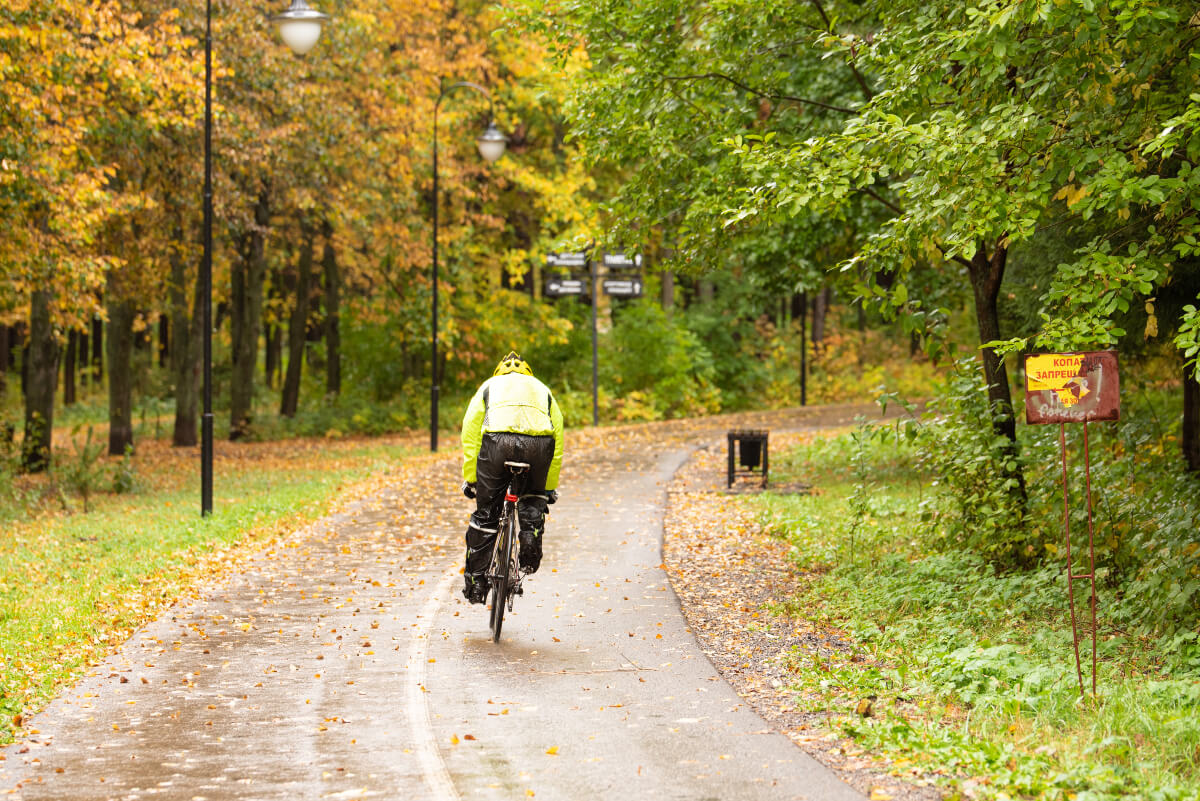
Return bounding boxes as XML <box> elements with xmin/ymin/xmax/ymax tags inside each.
<box><xmin>611</xmin><ymin>300</ymin><xmax>722</xmax><ymax>418</ymax></box>
<box><xmin>57</xmin><ymin>426</ymin><xmax>106</xmax><ymax>512</ymax></box>
<box><xmin>908</xmin><ymin>359</ymin><xmax>1039</xmax><ymax>567</ymax></box>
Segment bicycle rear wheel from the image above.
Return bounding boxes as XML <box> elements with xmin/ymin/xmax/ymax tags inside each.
<box><xmin>490</xmin><ymin>510</ymin><xmax>515</xmax><ymax>642</ymax></box>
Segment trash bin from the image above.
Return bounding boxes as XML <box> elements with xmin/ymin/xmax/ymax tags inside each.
<box><xmin>727</xmin><ymin>429</ymin><xmax>768</xmax><ymax>488</ymax></box>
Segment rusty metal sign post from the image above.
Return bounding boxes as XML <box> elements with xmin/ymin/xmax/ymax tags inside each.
<box><xmin>1024</xmin><ymin>350</ymin><xmax>1120</xmax><ymax>697</ymax></box>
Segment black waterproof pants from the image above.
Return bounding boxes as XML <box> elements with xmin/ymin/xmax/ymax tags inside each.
<box><xmin>464</xmin><ymin>432</ymin><xmax>554</xmax><ymax>579</ymax></box>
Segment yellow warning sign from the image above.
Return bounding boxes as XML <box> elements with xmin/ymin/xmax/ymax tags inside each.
<box><xmin>1025</xmin><ymin>353</ymin><xmax>1091</xmax><ymax>407</ymax></box>
<box><xmin>1024</xmin><ymin>351</ymin><xmax>1120</xmax><ymax>424</ymax></box>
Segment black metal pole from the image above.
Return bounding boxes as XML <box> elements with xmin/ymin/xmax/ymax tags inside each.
<box><xmin>590</xmin><ymin>255</ymin><xmax>599</xmax><ymax>427</ymax></box>
<box><xmin>200</xmin><ymin>0</ymin><xmax>214</xmax><ymax>516</ymax></box>
<box><xmin>799</xmin><ymin>290</ymin><xmax>808</xmax><ymax>407</ymax></box>
<box><xmin>431</xmin><ymin>91</ymin><xmax>440</xmax><ymax>453</ymax></box>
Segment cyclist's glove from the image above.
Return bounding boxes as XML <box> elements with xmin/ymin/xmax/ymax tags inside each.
<box><xmin>462</xmin><ymin>481</ymin><xmax>477</xmax><ymax>499</ymax></box>
<box><xmin>546</xmin><ymin>489</ymin><xmax>558</xmax><ymax>505</ymax></box>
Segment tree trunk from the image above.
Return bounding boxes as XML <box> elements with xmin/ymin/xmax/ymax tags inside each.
<box><xmin>230</xmin><ymin>190</ymin><xmax>270</xmax><ymax>439</ymax></box>
<box><xmin>133</xmin><ymin>318</ymin><xmax>150</xmax><ymax>354</ymax></box>
<box><xmin>661</xmin><ymin>270</ymin><xmax>674</xmax><ymax>315</ymax></box>
<box><xmin>265</xmin><ymin>321</ymin><xmax>281</xmax><ymax>390</ymax></box>
<box><xmin>811</xmin><ymin>286</ymin><xmax>829</xmax><ymax>358</ymax></box>
<box><xmin>20</xmin><ymin>339</ymin><xmax>29</xmax><ymax>401</ymax></box>
<box><xmin>0</xmin><ymin>323</ymin><xmax>8</xmax><ymax>397</ymax></box>
<box><xmin>63</xmin><ymin>329</ymin><xmax>77</xmax><ymax>406</ymax></box>
<box><xmin>280</xmin><ymin>227</ymin><xmax>315</xmax><ymax>418</ymax></box>
<box><xmin>78</xmin><ymin>329</ymin><xmax>88</xmax><ymax>389</ymax></box>
<box><xmin>91</xmin><ymin>315</ymin><xmax>103</xmax><ymax>383</ymax></box>
<box><xmin>21</xmin><ymin>290</ymin><xmax>60</xmax><ymax>472</ymax></box>
<box><xmin>170</xmin><ymin>218</ymin><xmax>202</xmax><ymax>447</ymax></box>
<box><xmin>967</xmin><ymin>242</ymin><xmax>1027</xmax><ymax>505</ymax></box>
<box><xmin>107</xmin><ymin>297</ymin><xmax>136</xmax><ymax>456</ymax></box>
<box><xmin>158</xmin><ymin>315</ymin><xmax>169</xmax><ymax>368</ymax></box>
<box><xmin>1183</xmin><ymin>360</ymin><xmax>1200</xmax><ymax>473</ymax></box>
<box><xmin>322</xmin><ymin>220</ymin><xmax>341</xmax><ymax>397</ymax></box>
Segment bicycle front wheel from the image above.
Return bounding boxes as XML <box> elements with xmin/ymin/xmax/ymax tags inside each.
<box><xmin>490</xmin><ymin>510</ymin><xmax>515</xmax><ymax>643</ymax></box>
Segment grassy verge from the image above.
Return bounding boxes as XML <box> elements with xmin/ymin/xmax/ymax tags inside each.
<box><xmin>0</xmin><ymin>435</ymin><xmax>418</xmax><ymax>743</ymax></box>
<box><xmin>753</xmin><ymin>430</ymin><xmax>1200</xmax><ymax>801</ymax></box>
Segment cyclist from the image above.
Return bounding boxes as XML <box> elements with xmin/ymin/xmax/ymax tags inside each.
<box><xmin>460</xmin><ymin>351</ymin><xmax>564</xmax><ymax>604</ymax></box>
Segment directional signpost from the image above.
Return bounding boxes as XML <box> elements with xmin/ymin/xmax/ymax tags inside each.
<box><xmin>544</xmin><ymin>276</ymin><xmax>588</xmax><ymax>297</ymax></box>
<box><xmin>542</xmin><ymin>248</ymin><xmax>647</xmax><ymax>425</ymax></box>
<box><xmin>544</xmin><ymin>252</ymin><xmax>590</xmax><ymax>298</ymax></box>
<box><xmin>544</xmin><ymin>250</ymin><xmax>599</xmax><ymax>423</ymax></box>
<box><xmin>601</xmin><ymin>277</ymin><xmax>643</xmax><ymax>298</ymax></box>
<box><xmin>601</xmin><ymin>252</ymin><xmax>642</xmax><ymax>270</ymax></box>
<box><xmin>601</xmin><ymin>252</ymin><xmax>643</xmax><ymax>298</ymax></box>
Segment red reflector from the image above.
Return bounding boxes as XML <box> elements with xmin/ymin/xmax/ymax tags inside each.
<box><xmin>505</xmin><ymin>493</ymin><xmax>518</xmax><ymax>503</ymax></box>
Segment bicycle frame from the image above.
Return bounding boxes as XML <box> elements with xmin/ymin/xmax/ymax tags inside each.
<box><xmin>487</xmin><ymin>461</ymin><xmax>529</xmax><ymax>642</ymax></box>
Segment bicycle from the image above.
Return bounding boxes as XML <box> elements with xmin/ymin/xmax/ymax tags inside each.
<box><xmin>487</xmin><ymin>460</ymin><xmax>530</xmax><ymax>643</ymax></box>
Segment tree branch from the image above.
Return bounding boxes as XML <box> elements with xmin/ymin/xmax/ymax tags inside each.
<box><xmin>856</xmin><ymin>186</ymin><xmax>904</xmax><ymax>215</ymax></box>
<box><xmin>933</xmin><ymin>240</ymin><xmax>973</xmax><ymax>269</ymax></box>
<box><xmin>808</xmin><ymin>0</ymin><xmax>874</xmax><ymax>101</ymax></box>
<box><xmin>662</xmin><ymin>73</ymin><xmax>857</xmax><ymax>115</ymax></box>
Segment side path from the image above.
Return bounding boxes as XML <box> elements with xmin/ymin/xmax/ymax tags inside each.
<box><xmin>2</xmin><ymin>406</ymin><xmax>876</xmax><ymax>800</ymax></box>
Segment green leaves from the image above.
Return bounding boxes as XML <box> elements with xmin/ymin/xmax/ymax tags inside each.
<box><xmin>1176</xmin><ymin>300</ymin><xmax>1200</xmax><ymax>378</ymax></box>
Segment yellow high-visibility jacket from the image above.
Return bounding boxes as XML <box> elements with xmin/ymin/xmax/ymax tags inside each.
<box><xmin>460</xmin><ymin>372</ymin><xmax>564</xmax><ymax>489</ymax></box>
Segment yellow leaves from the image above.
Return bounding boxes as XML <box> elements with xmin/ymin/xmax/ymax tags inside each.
<box><xmin>1053</xmin><ymin>183</ymin><xmax>1090</xmax><ymax>208</ymax></box>
<box><xmin>545</xmin><ymin>745</ymin><xmax>559</xmax><ymax>755</ymax></box>
<box><xmin>869</xmin><ymin>789</ymin><xmax>894</xmax><ymax>801</ymax></box>
<box><xmin>1145</xmin><ymin>299</ymin><xmax>1158</xmax><ymax>339</ymax></box>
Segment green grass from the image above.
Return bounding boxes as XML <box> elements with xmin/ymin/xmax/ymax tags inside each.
<box><xmin>0</xmin><ymin>440</ymin><xmax>415</xmax><ymax>742</ymax></box>
<box><xmin>754</xmin><ymin>431</ymin><xmax>1200</xmax><ymax>801</ymax></box>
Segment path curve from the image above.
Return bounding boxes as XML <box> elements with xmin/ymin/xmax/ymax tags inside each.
<box><xmin>2</xmin><ymin>406</ymin><xmax>875</xmax><ymax>800</ymax></box>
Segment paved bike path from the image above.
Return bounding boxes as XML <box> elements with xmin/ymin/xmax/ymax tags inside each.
<box><xmin>2</xmin><ymin>412</ymin><xmax>865</xmax><ymax>800</ymax></box>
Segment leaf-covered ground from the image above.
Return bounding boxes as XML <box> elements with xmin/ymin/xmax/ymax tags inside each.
<box><xmin>0</xmin><ymin>433</ymin><xmax>426</xmax><ymax>743</ymax></box>
<box><xmin>4</xmin><ymin>404</ymin><xmax>912</xmax><ymax>799</ymax></box>
<box><xmin>664</xmin><ymin>435</ymin><xmax>940</xmax><ymax>801</ymax></box>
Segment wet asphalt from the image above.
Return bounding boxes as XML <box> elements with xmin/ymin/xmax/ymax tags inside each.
<box><xmin>2</xmin><ymin>410</ymin><xmax>868</xmax><ymax>800</ymax></box>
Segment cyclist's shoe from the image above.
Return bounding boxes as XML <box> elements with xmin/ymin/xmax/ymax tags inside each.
<box><xmin>462</xmin><ymin>574</ymin><xmax>490</xmax><ymax>605</ymax></box>
<box><xmin>518</xmin><ymin>531</ymin><xmax>542</xmax><ymax>574</ymax></box>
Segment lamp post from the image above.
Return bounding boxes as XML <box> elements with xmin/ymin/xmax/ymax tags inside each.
<box><xmin>430</xmin><ymin>80</ymin><xmax>508</xmax><ymax>453</ymax></box>
<box><xmin>200</xmin><ymin>0</ymin><xmax>329</xmax><ymax>517</ymax></box>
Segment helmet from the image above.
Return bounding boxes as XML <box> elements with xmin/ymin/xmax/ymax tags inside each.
<box><xmin>494</xmin><ymin>350</ymin><xmax>533</xmax><ymax>377</ymax></box>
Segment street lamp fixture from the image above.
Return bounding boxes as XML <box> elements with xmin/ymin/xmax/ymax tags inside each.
<box><xmin>476</xmin><ymin>121</ymin><xmax>509</xmax><ymax>164</ymax></box>
<box><xmin>200</xmin><ymin>0</ymin><xmax>330</xmax><ymax>517</ymax></box>
<box><xmin>271</xmin><ymin>0</ymin><xmax>330</xmax><ymax>55</ymax></box>
<box><xmin>430</xmin><ymin>81</ymin><xmax>508</xmax><ymax>453</ymax></box>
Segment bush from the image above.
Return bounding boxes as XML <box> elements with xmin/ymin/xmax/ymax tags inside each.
<box><xmin>0</xmin><ymin>417</ymin><xmax>21</xmax><ymax>519</ymax></box>
<box><xmin>911</xmin><ymin>359</ymin><xmax>1038</xmax><ymax>567</ymax></box>
<box><xmin>57</xmin><ymin>425</ymin><xmax>106</xmax><ymax>512</ymax></box>
<box><xmin>611</xmin><ymin>300</ymin><xmax>722</xmax><ymax>418</ymax></box>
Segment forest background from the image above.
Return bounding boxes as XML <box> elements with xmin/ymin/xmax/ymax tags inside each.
<box><xmin>3</xmin><ymin>0</ymin><xmax>1200</xmax><ymax>795</ymax></box>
